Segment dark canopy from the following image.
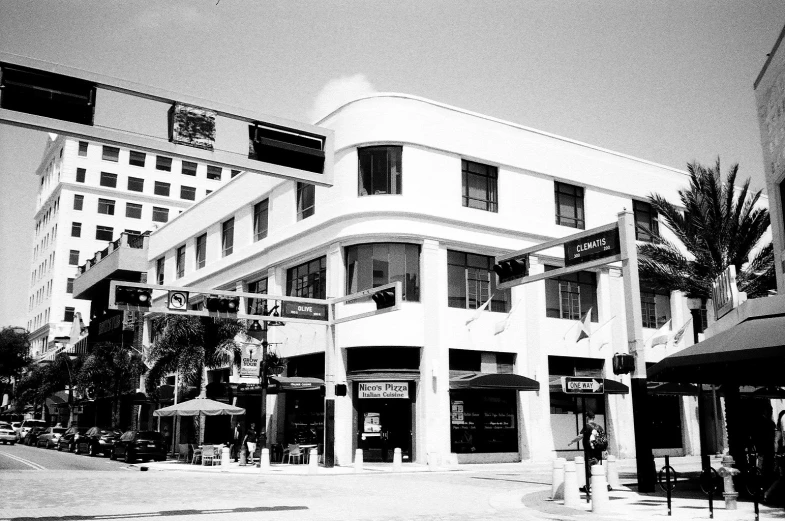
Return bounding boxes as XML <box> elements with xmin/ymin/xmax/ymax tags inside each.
<box><xmin>450</xmin><ymin>372</ymin><xmax>540</xmax><ymax>391</ymax></box>
<box><xmin>269</xmin><ymin>376</ymin><xmax>324</xmax><ymax>391</ymax></box>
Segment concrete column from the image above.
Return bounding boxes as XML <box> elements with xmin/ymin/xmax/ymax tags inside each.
<box><xmin>325</xmin><ymin>242</ymin><xmax>350</xmax><ymax>466</ymax></box>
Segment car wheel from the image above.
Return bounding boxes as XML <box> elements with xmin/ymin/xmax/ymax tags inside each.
<box><xmin>57</xmin><ymin>443</ymin><xmax>62</xmax><ymax>451</ymax></box>
<box><xmin>9</xmin><ymin>442</ymin><xmax>14</xmax><ymax>446</ymax></box>
<box><xmin>110</xmin><ymin>449</ymin><xmax>117</xmax><ymax>460</ymax></box>
<box><xmin>89</xmin><ymin>444</ymin><xmax>97</xmax><ymax>457</ymax></box>
<box><xmin>124</xmin><ymin>450</ymin><xmax>134</xmax><ymax>463</ymax></box>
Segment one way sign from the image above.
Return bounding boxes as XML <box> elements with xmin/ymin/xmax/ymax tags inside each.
<box><xmin>561</xmin><ymin>376</ymin><xmax>605</xmax><ymax>394</ymax></box>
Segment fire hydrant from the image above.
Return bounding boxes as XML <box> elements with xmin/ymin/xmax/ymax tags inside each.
<box><xmin>717</xmin><ymin>454</ymin><xmax>740</xmax><ymax>510</ymax></box>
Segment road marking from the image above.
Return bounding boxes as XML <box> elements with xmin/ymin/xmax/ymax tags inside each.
<box><xmin>0</xmin><ymin>450</ymin><xmax>46</xmax><ymax>470</ymax></box>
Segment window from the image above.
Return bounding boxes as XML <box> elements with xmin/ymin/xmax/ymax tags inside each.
<box><xmin>346</xmin><ymin>243</ymin><xmax>420</xmax><ymax>301</ymax></box>
<box><xmin>69</xmin><ymin>250</ymin><xmax>79</xmax><ymax>265</ymax></box>
<box><xmin>253</xmin><ymin>199</ymin><xmax>269</xmax><ymax>241</ymax></box>
<box><xmin>634</xmin><ymin>200</ymin><xmax>659</xmax><ymax>242</ymax></box>
<box><xmin>641</xmin><ymin>291</ymin><xmax>671</xmax><ymax>329</ymax></box>
<box><xmin>207</xmin><ymin>165</ymin><xmax>222</xmax><ymax>180</ymax></box>
<box><xmin>222</xmin><ymin>218</ymin><xmax>234</xmax><ymax>257</ymax></box>
<box><xmin>296</xmin><ymin>182</ymin><xmax>315</xmax><ymax>220</ymax></box>
<box><xmin>196</xmin><ymin>233</ymin><xmax>206</xmax><ymax>269</ymax></box>
<box><xmin>447</xmin><ymin>251</ymin><xmax>509</xmax><ymax>311</ymax></box>
<box><xmin>358</xmin><ymin>146</ymin><xmax>402</xmax><ymax>196</ymax></box>
<box><xmin>287</xmin><ymin>256</ymin><xmax>326</xmax><ymax>299</ymax></box>
<box><xmin>102</xmin><ymin>146</ymin><xmax>119</xmax><ymax>162</ymax></box>
<box><xmin>180</xmin><ymin>185</ymin><xmax>196</xmax><ymax>200</ymax></box>
<box><xmin>156</xmin><ymin>257</ymin><xmax>165</xmax><ymax>285</ymax></box>
<box><xmin>99</xmin><ymin>172</ymin><xmax>117</xmax><ymax>188</ymax></box>
<box><xmin>127</xmin><ymin>177</ymin><xmax>144</xmax><ymax>192</ymax></box>
<box><xmin>73</xmin><ymin>194</ymin><xmax>83</xmax><ymax>210</ymax></box>
<box><xmin>126</xmin><ymin>202</ymin><xmax>142</xmax><ymax>219</ymax></box>
<box><xmin>66</xmin><ymin>278</ymin><xmax>74</xmax><ymax>294</ymax></box>
<box><xmin>71</xmin><ymin>222</ymin><xmax>81</xmax><ymax>237</ymax></box>
<box><xmin>176</xmin><ymin>245</ymin><xmax>186</xmax><ymax>279</ymax></box>
<box><xmin>206</xmin><ymin>190</ymin><xmax>212</xmax><ymax>196</ymax></box>
<box><xmin>555</xmin><ymin>182</ymin><xmax>585</xmax><ymax>229</ymax></box>
<box><xmin>181</xmin><ymin>161</ymin><xmax>197</xmax><ymax>176</ymax></box>
<box><xmin>154</xmin><ymin>181</ymin><xmax>170</xmax><ymax>196</ymax></box>
<box><xmin>462</xmin><ymin>160</ymin><xmax>498</xmax><ymax>212</ymax></box>
<box><xmin>247</xmin><ymin>278</ymin><xmax>268</xmax><ymax>314</ymax></box>
<box><xmin>231</xmin><ymin>169</ymin><xmax>241</xmax><ymax>178</ymax></box>
<box><xmin>129</xmin><ymin>150</ymin><xmax>146</xmax><ymax>167</ymax></box>
<box><xmin>95</xmin><ymin>225</ymin><xmax>113</xmax><ymax>241</ymax></box>
<box><xmin>64</xmin><ymin>307</ymin><xmax>75</xmax><ymax>323</ymax></box>
<box><xmin>97</xmin><ymin>198</ymin><xmax>115</xmax><ymax>215</ymax></box>
<box><xmin>78</xmin><ymin>141</ymin><xmax>88</xmax><ymax>156</ymax></box>
<box><xmin>156</xmin><ymin>155</ymin><xmax>172</xmax><ymax>171</ymax></box>
<box><xmin>545</xmin><ymin>267</ymin><xmax>597</xmax><ymax>321</ymax></box>
<box><xmin>76</xmin><ymin>168</ymin><xmax>86</xmax><ymax>183</ymax></box>
<box><xmin>152</xmin><ymin>207</ymin><xmax>169</xmax><ymax>223</ymax></box>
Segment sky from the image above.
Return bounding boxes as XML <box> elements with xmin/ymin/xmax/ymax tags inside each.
<box><xmin>0</xmin><ymin>1</ymin><xmax>783</xmax><ymax>328</ymax></box>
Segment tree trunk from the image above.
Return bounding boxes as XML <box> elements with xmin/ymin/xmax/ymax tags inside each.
<box><xmin>67</xmin><ymin>385</ymin><xmax>74</xmax><ymax>427</ymax></box>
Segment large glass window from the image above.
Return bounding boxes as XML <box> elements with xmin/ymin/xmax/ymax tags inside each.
<box><xmin>176</xmin><ymin>245</ymin><xmax>185</xmax><ymax>279</ymax></box>
<box><xmin>641</xmin><ymin>290</ymin><xmax>671</xmax><ymax>329</ymax></box>
<box><xmin>287</xmin><ymin>256</ymin><xmax>326</xmax><ymax>299</ymax></box>
<box><xmin>253</xmin><ymin>199</ymin><xmax>269</xmax><ymax>241</ymax></box>
<box><xmin>634</xmin><ymin>200</ymin><xmax>659</xmax><ymax>242</ymax></box>
<box><xmin>69</xmin><ymin>250</ymin><xmax>79</xmax><ymax>265</ymax></box>
<box><xmin>548</xmin><ymin>355</ymin><xmax>607</xmax><ymax>451</ymax></box>
<box><xmin>247</xmin><ymin>277</ymin><xmax>268</xmax><ymax>314</ymax></box>
<box><xmin>462</xmin><ymin>160</ymin><xmax>497</xmax><ymax>212</ymax></box>
<box><xmin>64</xmin><ymin>307</ymin><xmax>75</xmax><ymax>322</ymax></box>
<box><xmin>555</xmin><ymin>182</ymin><xmax>585</xmax><ymax>229</ymax></box>
<box><xmin>222</xmin><ymin>218</ymin><xmax>234</xmax><ymax>257</ymax></box>
<box><xmin>78</xmin><ymin>141</ymin><xmax>88</xmax><ymax>156</ymax></box>
<box><xmin>154</xmin><ymin>181</ymin><xmax>170</xmax><ymax>196</ymax></box>
<box><xmin>450</xmin><ymin>390</ymin><xmax>518</xmax><ymax>454</ymax></box>
<box><xmin>358</xmin><ymin>146</ymin><xmax>402</xmax><ymax>196</ymax></box>
<box><xmin>180</xmin><ymin>186</ymin><xmax>196</xmax><ymax>200</ymax></box>
<box><xmin>156</xmin><ymin>156</ymin><xmax>172</xmax><ymax>171</ymax></box>
<box><xmin>345</xmin><ymin>243</ymin><xmax>420</xmax><ymax>301</ymax></box>
<box><xmin>206</xmin><ymin>165</ymin><xmax>222</xmax><ymax>180</ymax></box>
<box><xmin>76</xmin><ymin>168</ymin><xmax>86</xmax><ymax>183</ymax></box>
<box><xmin>448</xmin><ymin>251</ymin><xmax>510</xmax><ymax>312</ymax></box>
<box><xmin>296</xmin><ymin>182</ymin><xmax>315</xmax><ymax>220</ymax></box>
<box><xmin>545</xmin><ymin>267</ymin><xmax>598</xmax><ymax>321</ymax></box>
<box><xmin>71</xmin><ymin>222</ymin><xmax>81</xmax><ymax>237</ymax></box>
<box><xmin>195</xmin><ymin>233</ymin><xmax>206</xmax><ymax>269</ymax></box>
<box><xmin>156</xmin><ymin>257</ymin><xmax>165</xmax><ymax>285</ymax></box>
<box><xmin>181</xmin><ymin>161</ymin><xmax>197</xmax><ymax>176</ymax></box>
<box><xmin>102</xmin><ymin>146</ymin><xmax>119</xmax><ymax>162</ymax></box>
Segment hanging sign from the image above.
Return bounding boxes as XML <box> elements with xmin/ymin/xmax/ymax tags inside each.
<box><xmin>564</xmin><ymin>229</ymin><xmax>621</xmax><ymax>267</ymax></box>
<box><xmin>358</xmin><ymin>382</ymin><xmax>409</xmax><ymax>399</ymax></box>
<box><xmin>240</xmin><ymin>343</ymin><xmax>261</xmax><ymax>378</ymax></box>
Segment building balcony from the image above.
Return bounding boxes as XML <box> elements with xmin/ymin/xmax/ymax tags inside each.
<box><xmin>73</xmin><ymin>232</ymin><xmax>150</xmax><ymax>302</ymax></box>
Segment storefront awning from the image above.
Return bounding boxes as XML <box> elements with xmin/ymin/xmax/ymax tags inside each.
<box><xmin>450</xmin><ymin>373</ymin><xmax>540</xmax><ymax>391</ymax></box>
<box><xmin>647</xmin><ymin>314</ymin><xmax>785</xmax><ymax>386</ymax></box>
<box><xmin>548</xmin><ymin>377</ymin><xmax>629</xmax><ymax>395</ymax></box>
<box><xmin>269</xmin><ymin>376</ymin><xmax>324</xmax><ymax>391</ymax></box>
<box><xmin>648</xmin><ymin>381</ymin><xmax>699</xmax><ymax>396</ymax></box>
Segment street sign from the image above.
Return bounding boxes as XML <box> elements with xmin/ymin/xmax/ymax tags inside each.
<box><xmin>561</xmin><ymin>376</ymin><xmax>605</xmax><ymax>394</ymax></box>
<box><xmin>167</xmin><ymin>290</ymin><xmax>189</xmax><ymax>311</ymax></box>
<box><xmin>564</xmin><ymin>228</ymin><xmax>621</xmax><ymax>267</ymax></box>
<box><xmin>281</xmin><ymin>300</ymin><xmax>328</xmax><ymax>321</ymax></box>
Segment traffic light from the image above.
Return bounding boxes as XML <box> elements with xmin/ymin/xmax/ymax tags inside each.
<box><xmin>371</xmin><ymin>288</ymin><xmax>396</xmax><ymax>310</ymax></box>
<box><xmin>114</xmin><ymin>286</ymin><xmax>152</xmax><ymax>308</ymax></box>
<box><xmin>204</xmin><ymin>296</ymin><xmax>240</xmax><ymax>314</ymax></box>
<box><xmin>612</xmin><ymin>353</ymin><xmax>635</xmax><ymax>375</ymax></box>
<box><xmin>493</xmin><ymin>257</ymin><xmax>528</xmax><ymax>283</ymax></box>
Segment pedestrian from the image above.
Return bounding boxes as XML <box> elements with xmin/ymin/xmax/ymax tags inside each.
<box><xmin>570</xmin><ymin>411</ymin><xmax>606</xmax><ymax>466</ymax></box>
<box><xmin>244</xmin><ymin>423</ymin><xmax>257</xmax><ymax>464</ymax></box>
<box><xmin>162</xmin><ymin>424</ymin><xmax>171</xmax><ymax>453</ymax></box>
<box><xmin>230</xmin><ymin>420</ymin><xmax>244</xmax><ymax>462</ymax></box>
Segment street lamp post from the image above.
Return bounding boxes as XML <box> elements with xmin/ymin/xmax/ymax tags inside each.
<box><xmin>247</xmin><ymin>306</ymin><xmax>283</xmax><ymax>454</ymax></box>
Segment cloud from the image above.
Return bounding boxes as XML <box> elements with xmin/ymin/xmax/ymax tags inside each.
<box><xmin>308</xmin><ymin>74</ymin><xmax>376</xmax><ymax>123</ymax></box>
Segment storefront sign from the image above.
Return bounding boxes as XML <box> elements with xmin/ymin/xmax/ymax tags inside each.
<box><xmin>358</xmin><ymin>382</ymin><xmax>409</xmax><ymax>399</ymax></box>
<box><xmin>561</xmin><ymin>376</ymin><xmax>604</xmax><ymax>394</ymax></box>
<box><xmin>711</xmin><ymin>265</ymin><xmax>739</xmax><ymax>320</ymax></box>
<box><xmin>240</xmin><ymin>343</ymin><xmax>261</xmax><ymax>378</ymax></box>
<box><xmin>98</xmin><ymin>314</ymin><xmax>123</xmax><ymax>335</ymax></box>
<box><xmin>451</xmin><ymin>401</ymin><xmax>464</xmax><ymax>423</ymax></box>
<box><xmin>281</xmin><ymin>300</ymin><xmax>328</xmax><ymax>321</ymax></box>
<box><xmin>564</xmin><ymin>229</ymin><xmax>620</xmax><ymax>267</ymax></box>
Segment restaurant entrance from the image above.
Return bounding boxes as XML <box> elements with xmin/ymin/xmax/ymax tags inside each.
<box><xmin>357</xmin><ymin>392</ymin><xmax>412</xmax><ymax>462</ymax></box>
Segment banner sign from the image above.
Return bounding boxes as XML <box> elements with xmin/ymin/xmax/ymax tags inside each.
<box><xmin>281</xmin><ymin>300</ymin><xmax>328</xmax><ymax>321</ymax></box>
<box><xmin>358</xmin><ymin>382</ymin><xmax>409</xmax><ymax>399</ymax></box>
<box><xmin>564</xmin><ymin>229</ymin><xmax>621</xmax><ymax>267</ymax></box>
<box><xmin>240</xmin><ymin>343</ymin><xmax>261</xmax><ymax>378</ymax></box>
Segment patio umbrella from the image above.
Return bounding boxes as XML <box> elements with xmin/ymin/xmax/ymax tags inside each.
<box><xmin>153</xmin><ymin>397</ymin><xmax>245</xmax><ymax>417</ymax></box>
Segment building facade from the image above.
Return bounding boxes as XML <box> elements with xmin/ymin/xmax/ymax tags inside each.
<box><xmin>145</xmin><ymin>94</ymin><xmax>701</xmax><ymax>464</ymax></box>
<box><xmin>27</xmin><ymin>135</ymin><xmax>237</xmax><ymax>359</ymax></box>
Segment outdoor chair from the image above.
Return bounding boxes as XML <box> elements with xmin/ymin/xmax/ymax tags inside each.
<box><xmin>191</xmin><ymin>444</ymin><xmax>203</xmax><ymax>465</ymax></box>
<box><xmin>176</xmin><ymin>444</ymin><xmax>190</xmax><ymax>463</ymax></box>
<box><xmin>283</xmin><ymin>444</ymin><xmax>303</xmax><ymax>464</ymax></box>
<box><xmin>201</xmin><ymin>444</ymin><xmax>216</xmax><ymax>466</ymax></box>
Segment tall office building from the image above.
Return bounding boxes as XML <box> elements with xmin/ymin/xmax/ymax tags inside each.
<box><xmin>26</xmin><ymin>135</ymin><xmax>237</xmax><ymax>358</ymax></box>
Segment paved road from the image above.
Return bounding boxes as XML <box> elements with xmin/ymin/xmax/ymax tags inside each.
<box><xmin>0</xmin><ymin>442</ymin><xmax>125</xmax><ymax>471</ymax></box>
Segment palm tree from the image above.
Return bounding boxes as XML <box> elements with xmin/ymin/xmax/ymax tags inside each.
<box><xmin>638</xmin><ymin>159</ymin><xmax>775</xmax><ymax>300</ymax></box>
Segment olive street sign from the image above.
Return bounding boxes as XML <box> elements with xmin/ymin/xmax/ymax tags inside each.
<box><xmin>561</xmin><ymin>376</ymin><xmax>605</xmax><ymax>394</ymax></box>
<box><xmin>281</xmin><ymin>300</ymin><xmax>328</xmax><ymax>321</ymax></box>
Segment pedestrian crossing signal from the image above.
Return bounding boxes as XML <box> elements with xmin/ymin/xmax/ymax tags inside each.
<box><xmin>114</xmin><ymin>286</ymin><xmax>152</xmax><ymax>308</ymax></box>
<box><xmin>371</xmin><ymin>288</ymin><xmax>396</xmax><ymax>310</ymax></box>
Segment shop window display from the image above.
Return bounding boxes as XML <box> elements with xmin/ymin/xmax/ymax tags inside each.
<box><xmin>450</xmin><ymin>390</ymin><xmax>518</xmax><ymax>453</ymax></box>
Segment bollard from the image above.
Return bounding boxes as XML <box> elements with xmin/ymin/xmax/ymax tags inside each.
<box><xmin>221</xmin><ymin>446</ymin><xmax>230</xmax><ymax>472</ymax></box>
<box><xmin>259</xmin><ymin>448</ymin><xmax>270</xmax><ymax>472</ymax></box>
<box><xmin>551</xmin><ymin>458</ymin><xmax>566</xmax><ymax>500</ymax></box>
<box><xmin>606</xmin><ymin>455</ymin><xmax>621</xmax><ymax>490</ymax></box>
<box><xmin>239</xmin><ymin>445</ymin><xmax>247</xmax><ymax>466</ymax></box>
<box><xmin>308</xmin><ymin>449</ymin><xmax>318</xmax><ymax>473</ymax></box>
<box><xmin>717</xmin><ymin>455</ymin><xmax>740</xmax><ymax>510</ymax></box>
<box><xmin>591</xmin><ymin>464</ymin><xmax>611</xmax><ymax>513</ymax></box>
<box><xmin>354</xmin><ymin>449</ymin><xmax>363</xmax><ymax>473</ymax></box>
<box><xmin>563</xmin><ymin>461</ymin><xmax>581</xmax><ymax>508</ymax></box>
<box><xmin>392</xmin><ymin>448</ymin><xmax>402</xmax><ymax>472</ymax></box>
<box><xmin>575</xmin><ymin>456</ymin><xmax>586</xmax><ymax>490</ymax></box>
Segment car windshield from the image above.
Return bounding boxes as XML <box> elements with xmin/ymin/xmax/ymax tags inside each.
<box><xmin>53</xmin><ymin>427</ymin><xmax>67</xmax><ymax>434</ymax></box>
<box><xmin>136</xmin><ymin>431</ymin><xmax>162</xmax><ymax>441</ymax></box>
<box><xmin>25</xmin><ymin>420</ymin><xmax>47</xmax><ymax>427</ymax></box>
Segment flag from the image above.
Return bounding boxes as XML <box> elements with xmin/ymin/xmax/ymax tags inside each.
<box><xmin>575</xmin><ymin>308</ymin><xmax>593</xmax><ymax>342</ymax></box>
<box><xmin>648</xmin><ymin>319</ymin><xmax>672</xmax><ymax>348</ymax></box>
<box><xmin>494</xmin><ymin>298</ymin><xmax>523</xmax><ymax>335</ymax></box>
<box><xmin>465</xmin><ymin>292</ymin><xmax>495</xmax><ymax>326</ymax></box>
<box><xmin>671</xmin><ymin>317</ymin><xmax>693</xmax><ymax>345</ymax></box>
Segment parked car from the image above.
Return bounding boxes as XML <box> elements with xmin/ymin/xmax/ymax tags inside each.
<box><xmin>111</xmin><ymin>430</ymin><xmax>166</xmax><ymax>463</ymax></box>
<box><xmin>22</xmin><ymin>426</ymin><xmax>47</xmax><ymax>446</ymax></box>
<box><xmin>56</xmin><ymin>426</ymin><xmax>88</xmax><ymax>452</ymax></box>
<box><xmin>0</xmin><ymin>422</ymin><xmax>16</xmax><ymax>445</ymax></box>
<box><xmin>18</xmin><ymin>419</ymin><xmax>47</xmax><ymax>441</ymax></box>
<box><xmin>36</xmin><ymin>426</ymin><xmax>67</xmax><ymax>449</ymax></box>
<box><xmin>77</xmin><ymin>427</ymin><xmax>122</xmax><ymax>456</ymax></box>
<box><xmin>11</xmin><ymin>422</ymin><xmax>22</xmax><ymax>436</ymax></box>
